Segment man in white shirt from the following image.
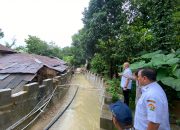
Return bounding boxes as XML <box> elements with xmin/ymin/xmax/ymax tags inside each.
<box><xmin>134</xmin><ymin>68</ymin><xmax>170</xmax><ymax>130</ymax></box>
<box><xmin>120</xmin><ymin>62</ymin><xmax>132</xmax><ymax>106</ymax></box>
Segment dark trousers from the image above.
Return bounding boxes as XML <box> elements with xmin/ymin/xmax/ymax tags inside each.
<box><xmin>123</xmin><ymin>89</ymin><xmax>130</xmax><ymax>106</ymax></box>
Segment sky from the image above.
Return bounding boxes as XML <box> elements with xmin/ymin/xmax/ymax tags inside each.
<box><xmin>0</xmin><ymin>0</ymin><xmax>90</xmax><ymax>48</ymax></box>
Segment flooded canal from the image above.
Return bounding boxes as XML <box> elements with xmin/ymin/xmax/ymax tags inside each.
<box><xmin>49</xmin><ymin>73</ymin><xmax>101</xmax><ymax>130</ymax></box>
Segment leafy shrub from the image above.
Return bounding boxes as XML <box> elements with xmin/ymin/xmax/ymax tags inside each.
<box><xmin>106</xmin><ymin>78</ymin><xmax>121</xmax><ymax>102</ymax></box>
<box><xmin>130</xmin><ymin>50</ymin><xmax>180</xmax><ymax>98</ymax></box>
<box><xmin>90</xmin><ymin>53</ymin><xmax>108</xmax><ymax>75</ymax></box>
<box><xmin>176</xmin><ymin>119</ymin><xmax>180</xmax><ymax>126</ymax></box>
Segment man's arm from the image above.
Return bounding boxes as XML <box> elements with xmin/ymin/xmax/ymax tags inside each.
<box><xmin>147</xmin><ymin>121</ymin><xmax>160</xmax><ymax>130</ymax></box>
<box><xmin>118</xmin><ymin>72</ymin><xmax>135</xmax><ymax>79</ymax></box>
<box><xmin>118</xmin><ymin>73</ymin><xmax>123</xmax><ymax>77</ymax></box>
<box><xmin>124</xmin><ymin>75</ymin><xmax>135</xmax><ymax>80</ymax></box>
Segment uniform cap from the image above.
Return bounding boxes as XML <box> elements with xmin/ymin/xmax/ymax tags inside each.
<box><xmin>109</xmin><ymin>100</ymin><xmax>132</xmax><ymax>126</ymax></box>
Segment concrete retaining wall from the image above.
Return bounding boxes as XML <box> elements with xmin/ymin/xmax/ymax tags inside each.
<box><xmin>84</xmin><ymin>71</ymin><xmax>115</xmax><ymax>130</ymax></box>
<box><xmin>0</xmin><ymin>70</ymin><xmax>72</xmax><ymax>130</ymax></box>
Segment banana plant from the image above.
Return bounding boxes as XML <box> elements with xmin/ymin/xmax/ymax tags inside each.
<box><xmin>130</xmin><ymin>50</ymin><xmax>180</xmax><ymax>97</ymax></box>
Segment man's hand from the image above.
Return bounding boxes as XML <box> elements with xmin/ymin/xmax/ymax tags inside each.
<box><xmin>118</xmin><ymin>73</ymin><xmax>123</xmax><ymax>76</ymax></box>
<box><xmin>123</xmin><ymin>86</ymin><xmax>127</xmax><ymax>90</ymax></box>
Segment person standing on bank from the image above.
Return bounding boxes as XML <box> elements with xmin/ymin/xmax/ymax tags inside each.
<box><xmin>119</xmin><ymin>62</ymin><xmax>132</xmax><ymax>106</ymax></box>
<box><xmin>134</xmin><ymin>68</ymin><xmax>170</xmax><ymax>130</ymax></box>
<box><xmin>121</xmin><ymin>68</ymin><xmax>142</xmax><ymax>104</ymax></box>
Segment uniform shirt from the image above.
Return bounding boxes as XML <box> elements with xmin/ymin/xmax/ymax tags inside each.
<box><xmin>135</xmin><ymin>80</ymin><xmax>142</xmax><ymax>104</ymax></box>
<box><xmin>120</xmin><ymin>68</ymin><xmax>132</xmax><ymax>89</ymax></box>
<box><xmin>134</xmin><ymin>82</ymin><xmax>170</xmax><ymax>130</ymax></box>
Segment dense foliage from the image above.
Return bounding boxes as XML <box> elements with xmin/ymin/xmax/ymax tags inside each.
<box><xmin>1</xmin><ymin>0</ymin><xmax>179</xmax><ymax>95</ymax></box>
<box><xmin>24</xmin><ymin>35</ymin><xmax>61</xmax><ymax>58</ymax></box>
<box><xmin>71</xmin><ymin>0</ymin><xmax>179</xmax><ymax>78</ymax></box>
<box><xmin>24</xmin><ymin>35</ymin><xmax>77</xmax><ymax>65</ymax></box>
<box><xmin>130</xmin><ymin>50</ymin><xmax>180</xmax><ymax>96</ymax></box>
<box><xmin>70</xmin><ymin>1</ymin><xmax>180</xmax><ymax>117</ymax></box>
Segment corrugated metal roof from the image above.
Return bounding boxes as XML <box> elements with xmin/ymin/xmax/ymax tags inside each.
<box><xmin>32</xmin><ymin>54</ymin><xmax>66</xmax><ymax>66</ymax></box>
<box><xmin>12</xmin><ymin>80</ymin><xmax>28</xmax><ymax>93</ymax></box>
<box><xmin>0</xmin><ymin>74</ymin><xmax>9</xmax><ymax>80</ymax></box>
<box><xmin>0</xmin><ymin>44</ymin><xmax>16</xmax><ymax>53</ymax></box>
<box><xmin>0</xmin><ymin>52</ymin><xmax>68</xmax><ymax>92</ymax></box>
<box><xmin>0</xmin><ymin>74</ymin><xmax>36</xmax><ymax>90</ymax></box>
<box><xmin>31</xmin><ymin>54</ymin><xmax>68</xmax><ymax>72</ymax></box>
<box><xmin>0</xmin><ymin>53</ymin><xmax>68</xmax><ymax>74</ymax></box>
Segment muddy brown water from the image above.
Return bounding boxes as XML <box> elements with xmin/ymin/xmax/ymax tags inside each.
<box><xmin>49</xmin><ymin>73</ymin><xmax>101</xmax><ymax>130</ymax></box>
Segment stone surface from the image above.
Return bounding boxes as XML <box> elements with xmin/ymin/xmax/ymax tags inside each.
<box><xmin>0</xmin><ymin>70</ymin><xmax>73</xmax><ymax>130</ymax></box>
<box><xmin>100</xmin><ymin>107</ymin><xmax>113</xmax><ymax>130</ymax></box>
<box><xmin>0</xmin><ymin>88</ymin><xmax>11</xmax><ymax>106</ymax></box>
<box><xmin>104</xmin><ymin>92</ymin><xmax>112</xmax><ymax>105</ymax></box>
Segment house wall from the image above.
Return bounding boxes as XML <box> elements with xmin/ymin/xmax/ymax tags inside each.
<box><xmin>0</xmin><ymin>69</ymin><xmax>72</xmax><ymax>130</ymax></box>
<box><xmin>32</xmin><ymin>67</ymin><xmax>58</xmax><ymax>84</ymax></box>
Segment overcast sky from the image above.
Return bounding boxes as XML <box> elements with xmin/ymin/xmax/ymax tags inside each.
<box><xmin>0</xmin><ymin>0</ymin><xmax>89</xmax><ymax>48</ymax></box>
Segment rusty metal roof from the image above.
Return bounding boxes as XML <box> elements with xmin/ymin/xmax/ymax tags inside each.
<box><xmin>0</xmin><ymin>53</ymin><xmax>68</xmax><ymax>92</ymax></box>
<box><xmin>0</xmin><ymin>73</ymin><xmax>36</xmax><ymax>93</ymax></box>
<box><xmin>0</xmin><ymin>44</ymin><xmax>16</xmax><ymax>53</ymax></box>
<box><xmin>0</xmin><ymin>53</ymin><xmax>68</xmax><ymax>74</ymax></box>
<box><xmin>31</xmin><ymin>54</ymin><xmax>68</xmax><ymax>72</ymax></box>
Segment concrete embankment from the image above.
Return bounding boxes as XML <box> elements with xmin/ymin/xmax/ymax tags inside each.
<box><xmin>0</xmin><ymin>70</ymin><xmax>72</xmax><ymax>130</ymax></box>
<box><xmin>49</xmin><ymin>73</ymin><xmax>101</xmax><ymax>130</ymax></box>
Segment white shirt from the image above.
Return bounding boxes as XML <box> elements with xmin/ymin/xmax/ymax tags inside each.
<box><xmin>134</xmin><ymin>82</ymin><xmax>170</xmax><ymax>130</ymax></box>
<box><xmin>120</xmin><ymin>68</ymin><xmax>132</xmax><ymax>89</ymax></box>
<box><xmin>135</xmin><ymin>81</ymin><xmax>141</xmax><ymax>104</ymax></box>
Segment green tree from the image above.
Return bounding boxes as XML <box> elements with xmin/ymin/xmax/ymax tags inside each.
<box><xmin>25</xmin><ymin>35</ymin><xmax>62</xmax><ymax>58</ymax></box>
<box><xmin>25</xmin><ymin>35</ymin><xmax>49</xmax><ymax>55</ymax></box>
<box><xmin>5</xmin><ymin>38</ymin><xmax>16</xmax><ymax>48</ymax></box>
<box><xmin>83</xmin><ymin>0</ymin><xmax>105</xmax><ymax>47</ymax></box>
<box><xmin>90</xmin><ymin>53</ymin><xmax>108</xmax><ymax>75</ymax></box>
<box><xmin>150</xmin><ymin>0</ymin><xmax>177</xmax><ymax>50</ymax></box>
<box><xmin>131</xmin><ymin>0</ymin><xmax>178</xmax><ymax>50</ymax></box>
<box><xmin>63</xmin><ymin>55</ymin><xmax>74</xmax><ymax>65</ymax></box>
<box><xmin>173</xmin><ymin>0</ymin><xmax>180</xmax><ymax>48</ymax></box>
<box><xmin>61</xmin><ymin>47</ymin><xmax>74</xmax><ymax>65</ymax></box>
<box><xmin>70</xmin><ymin>0</ymin><xmax>179</xmax><ymax>78</ymax></box>
<box><xmin>0</xmin><ymin>28</ymin><xmax>4</xmax><ymax>39</ymax></box>
<box><xmin>71</xmin><ymin>30</ymin><xmax>86</xmax><ymax>66</ymax></box>
<box><xmin>82</xmin><ymin>0</ymin><xmax>131</xmax><ymax>77</ymax></box>
<box><xmin>15</xmin><ymin>46</ymin><xmax>27</xmax><ymax>53</ymax></box>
